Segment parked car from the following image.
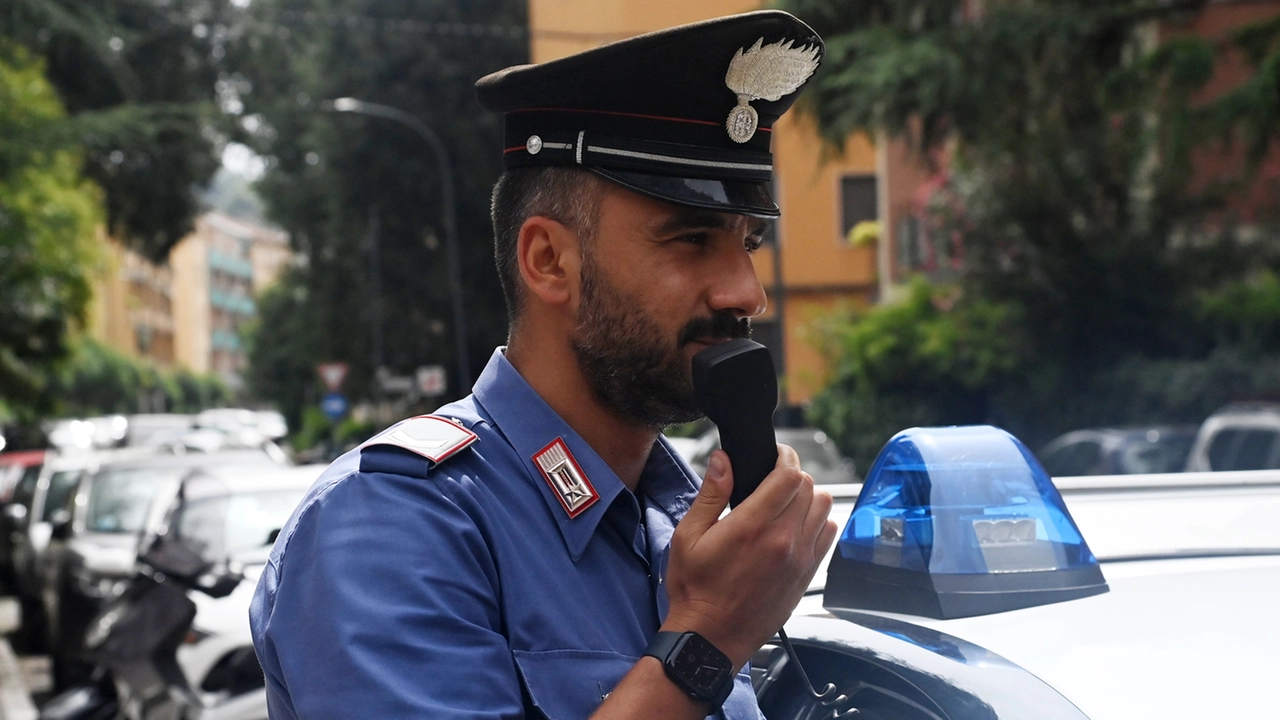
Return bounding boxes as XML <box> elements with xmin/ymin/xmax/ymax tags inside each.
<box><xmin>173</xmin><ymin>464</ymin><xmax>326</xmax><ymax>715</ymax></box>
<box><xmin>40</xmin><ymin>449</ymin><xmax>288</xmax><ymax>689</ymax></box>
<box><xmin>119</xmin><ymin>413</ymin><xmax>195</xmax><ymax>447</ymax></box>
<box><xmin>687</xmin><ymin>426</ymin><xmax>859</xmax><ymax>485</ymax></box>
<box><xmin>1037</xmin><ymin>426</ymin><xmax>1197</xmax><ymax>476</ymax></box>
<box><xmin>1184</xmin><ymin>402</ymin><xmax>1280</xmax><ymax>472</ymax></box>
<box><xmin>0</xmin><ymin>449</ymin><xmax>46</xmax><ymax>501</ymax></box>
<box><xmin>0</xmin><ymin>450</ymin><xmax>45</xmax><ymax>593</ymax></box>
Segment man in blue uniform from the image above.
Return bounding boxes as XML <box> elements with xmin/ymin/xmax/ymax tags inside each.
<box><xmin>251</xmin><ymin>10</ymin><xmax>836</xmax><ymax>719</ymax></box>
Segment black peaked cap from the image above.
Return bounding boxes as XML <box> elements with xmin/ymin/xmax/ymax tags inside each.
<box><xmin>475</xmin><ymin>11</ymin><xmax>823</xmax><ymax>217</ymax></box>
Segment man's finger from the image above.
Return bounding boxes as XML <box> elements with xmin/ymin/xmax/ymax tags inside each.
<box><xmin>681</xmin><ymin>449</ymin><xmax>733</xmax><ymax>537</ymax></box>
<box><xmin>737</xmin><ymin>444</ymin><xmax>804</xmax><ymax>520</ymax></box>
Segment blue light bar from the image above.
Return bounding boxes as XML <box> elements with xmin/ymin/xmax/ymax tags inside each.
<box><xmin>824</xmin><ymin>426</ymin><xmax>1108</xmax><ymax>619</ymax></box>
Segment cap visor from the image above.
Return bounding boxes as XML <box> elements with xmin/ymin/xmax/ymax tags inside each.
<box><xmin>592</xmin><ymin>169</ymin><xmax>779</xmax><ymax>218</ymax></box>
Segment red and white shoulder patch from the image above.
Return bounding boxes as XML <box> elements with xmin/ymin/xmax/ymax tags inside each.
<box><xmin>362</xmin><ymin>415</ymin><xmax>478</xmax><ymax>464</ymax></box>
<box><xmin>533</xmin><ymin>437</ymin><xmax>599</xmax><ymax>518</ymax></box>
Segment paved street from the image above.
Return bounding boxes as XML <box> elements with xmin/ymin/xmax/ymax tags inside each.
<box><xmin>0</xmin><ymin>598</ymin><xmax>41</xmax><ymax>720</ymax></box>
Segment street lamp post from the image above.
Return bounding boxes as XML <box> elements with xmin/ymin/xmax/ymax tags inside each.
<box><xmin>324</xmin><ymin>97</ymin><xmax>472</xmax><ymax>394</ymax></box>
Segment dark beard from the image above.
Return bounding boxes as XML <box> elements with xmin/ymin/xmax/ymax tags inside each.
<box><xmin>571</xmin><ymin>255</ymin><xmax>751</xmax><ymax>429</ymax></box>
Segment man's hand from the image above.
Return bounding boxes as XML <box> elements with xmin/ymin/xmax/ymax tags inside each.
<box><xmin>662</xmin><ymin>445</ymin><xmax>838</xmax><ymax>668</ymax></box>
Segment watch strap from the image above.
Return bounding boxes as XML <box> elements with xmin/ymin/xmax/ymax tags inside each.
<box><xmin>643</xmin><ymin>630</ymin><xmax>684</xmax><ymax>662</ymax></box>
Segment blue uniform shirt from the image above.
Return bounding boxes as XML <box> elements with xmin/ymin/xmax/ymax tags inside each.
<box><xmin>250</xmin><ymin>349</ymin><xmax>763</xmax><ymax>719</ymax></box>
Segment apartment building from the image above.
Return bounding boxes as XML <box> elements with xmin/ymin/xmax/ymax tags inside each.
<box><xmin>86</xmin><ymin>230</ymin><xmax>177</xmax><ymax>368</ymax></box>
<box><xmin>169</xmin><ymin>212</ymin><xmax>291</xmax><ymax>390</ymax></box>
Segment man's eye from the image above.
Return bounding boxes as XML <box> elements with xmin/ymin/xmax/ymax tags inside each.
<box><xmin>744</xmin><ymin>235</ymin><xmax>764</xmax><ymax>253</ymax></box>
<box><xmin>678</xmin><ymin>232</ymin><xmax>710</xmax><ymax>245</ymax></box>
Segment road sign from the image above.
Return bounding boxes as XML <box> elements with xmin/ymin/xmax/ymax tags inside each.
<box><xmin>320</xmin><ymin>393</ymin><xmax>348</xmax><ymax>420</ymax></box>
<box><xmin>317</xmin><ymin>363</ymin><xmax>349</xmax><ymax>392</ymax></box>
<box><xmin>416</xmin><ymin>365</ymin><xmax>447</xmax><ymax>396</ymax></box>
<box><xmin>376</xmin><ymin>367</ymin><xmax>414</xmax><ymax>394</ymax></box>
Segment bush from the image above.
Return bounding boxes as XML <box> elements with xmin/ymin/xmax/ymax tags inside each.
<box><xmin>49</xmin><ymin>338</ymin><xmax>231</xmax><ymax>418</ymax></box>
<box><xmin>808</xmin><ymin>277</ymin><xmax>1280</xmax><ymax>465</ymax></box>
<box><xmin>807</xmin><ymin>278</ymin><xmax>1028</xmax><ymax>469</ymax></box>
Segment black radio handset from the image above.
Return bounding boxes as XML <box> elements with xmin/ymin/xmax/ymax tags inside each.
<box><xmin>692</xmin><ymin>338</ymin><xmax>778</xmax><ymax>508</ymax></box>
<box><xmin>690</xmin><ymin>338</ymin><xmax>856</xmax><ymax>715</ymax></box>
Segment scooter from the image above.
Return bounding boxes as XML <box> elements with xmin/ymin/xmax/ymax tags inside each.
<box><xmin>37</xmin><ymin>484</ymin><xmax>250</xmax><ymax>720</ymax></box>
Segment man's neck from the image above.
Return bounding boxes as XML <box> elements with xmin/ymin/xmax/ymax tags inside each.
<box><xmin>505</xmin><ymin>339</ymin><xmax>657</xmax><ymax>491</ymax></box>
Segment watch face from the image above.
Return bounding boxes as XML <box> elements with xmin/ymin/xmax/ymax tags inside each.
<box><xmin>671</xmin><ymin>633</ymin><xmax>733</xmax><ymax>696</ymax></box>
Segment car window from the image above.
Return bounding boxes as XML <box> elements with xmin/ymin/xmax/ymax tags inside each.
<box><xmin>1229</xmin><ymin>429</ymin><xmax>1280</xmax><ymax>471</ymax></box>
<box><xmin>1206</xmin><ymin>429</ymin><xmax>1243</xmax><ymax>470</ymax></box>
<box><xmin>1119</xmin><ymin>435</ymin><xmax>1196</xmax><ymax>474</ymax></box>
<box><xmin>85</xmin><ymin>467</ymin><xmax>179</xmax><ymax>533</ymax></box>
<box><xmin>1040</xmin><ymin>441</ymin><xmax>1101</xmax><ymax>476</ymax></box>
<box><xmin>174</xmin><ymin>488</ymin><xmax>310</xmax><ymax>561</ymax></box>
<box><xmin>42</xmin><ymin>470</ymin><xmax>82</xmax><ymax>522</ymax></box>
<box><xmin>11</xmin><ymin>466</ymin><xmax>41</xmax><ymax>508</ymax></box>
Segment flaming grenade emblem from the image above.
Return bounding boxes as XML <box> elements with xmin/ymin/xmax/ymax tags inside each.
<box><xmin>723</xmin><ymin>37</ymin><xmax>820</xmax><ymax>143</ymax></box>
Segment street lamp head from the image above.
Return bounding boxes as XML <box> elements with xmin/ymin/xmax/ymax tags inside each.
<box><xmin>329</xmin><ymin>97</ymin><xmax>362</xmax><ymax>112</ymax></box>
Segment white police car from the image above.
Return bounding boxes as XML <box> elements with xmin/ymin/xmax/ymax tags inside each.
<box><xmin>763</xmin><ymin>425</ymin><xmax>1280</xmax><ymax>720</ymax></box>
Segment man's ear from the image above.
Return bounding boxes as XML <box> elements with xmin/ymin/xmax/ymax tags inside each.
<box><xmin>516</xmin><ymin>215</ymin><xmax>581</xmax><ymax>309</ymax></box>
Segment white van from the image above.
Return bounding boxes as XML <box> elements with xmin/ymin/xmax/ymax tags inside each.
<box><xmin>1184</xmin><ymin>402</ymin><xmax>1280</xmax><ymax>471</ymax></box>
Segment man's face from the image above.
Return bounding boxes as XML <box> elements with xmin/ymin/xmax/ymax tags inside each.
<box><xmin>569</xmin><ymin>188</ymin><xmax>769</xmax><ymax>429</ymax></box>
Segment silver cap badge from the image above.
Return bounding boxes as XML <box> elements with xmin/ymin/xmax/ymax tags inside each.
<box><xmin>533</xmin><ymin>438</ymin><xmax>599</xmax><ymax>518</ymax></box>
<box><xmin>723</xmin><ymin>37</ymin><xmax>821</xmax><ymax>143</ymax></box>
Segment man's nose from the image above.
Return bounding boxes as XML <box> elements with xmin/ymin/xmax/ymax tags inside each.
<box><xmin>707</xmin><ymin>246</ymin><xmax>768</xmax><ymax>319</ymax></box>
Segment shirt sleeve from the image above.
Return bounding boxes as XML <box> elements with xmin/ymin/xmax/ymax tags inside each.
<box><xmin>250</xmin><ymin>461</ymin><xmax>524</xmax><ymax>719</ymax></box>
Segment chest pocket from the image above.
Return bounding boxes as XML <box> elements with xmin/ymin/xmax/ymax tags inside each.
<box><xmin>513</xmin><ymin>649</ymin><xmax>635</xmax><ymax>720</ymax></box>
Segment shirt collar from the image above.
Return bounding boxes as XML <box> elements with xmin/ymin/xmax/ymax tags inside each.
<box><xmin>473</xmin><ymin>349</ymin><xmax>623</xmax><ymax>561</ymax></box>
<box><xmin>471</xmin><ymin>348</ymin><xmax>701</xmax><ymax>560</ymax></box>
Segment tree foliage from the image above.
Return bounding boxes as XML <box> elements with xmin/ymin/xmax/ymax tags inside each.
<box><xmin>808</xmin><ymin>279</ymin><xmax>1028</xmax><ymax>467</ymax></box>
<box><xmin>46</xmin><ymin>338</ymin><xmax>231</xmax><ymax>418</ymax></box>
<box><xmin>228</xmin><ymin>0</ymin><xmax>526</xmax><ymax>414</ymax></box>
<box><xmin>780</xmin><ymin>0</ymin><xmax>1280</xmax><ymax>455</ymax></box>
<box><xmin>2</xmin><ymin>0</ymin><xmax>237</xmax><ymax>260</ymax></box>
<box><xmin>0</xmin><ymin>45</ymin><xmax>101</xmax><ymax>415</ymax></box>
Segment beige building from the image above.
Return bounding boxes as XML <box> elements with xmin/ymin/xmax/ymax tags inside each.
<box><xmin>86</xmin><ymin>230</ymin><xmax>177</xmax><ymax>369</ymax></box>
<box><xmin>529</xmin><ymin>0</ymin><xmax>931</xmax><ymax>405</ymax></box>
<box><xmin>169</xmin><ymin>212</ymin><xmax>291</xmax><ymax>389</ymax></box>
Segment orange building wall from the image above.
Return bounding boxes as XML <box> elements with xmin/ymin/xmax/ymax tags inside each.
<box><xmin>528</xmin><ymin>0</ymin><xmax>880</xmax><ymax>404</ymax></box>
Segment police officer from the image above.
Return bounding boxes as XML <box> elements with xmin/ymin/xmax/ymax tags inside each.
<box><xmin>250</xmin><ymin>10</ymin><xmax>836</xmax><ymax>719</ymax></box>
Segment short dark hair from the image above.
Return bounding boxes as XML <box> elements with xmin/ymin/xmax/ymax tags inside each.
<box><xmin>490</xmin><ymin>167</ymin><xmax>605</xmax><ymax>320</ymax></box>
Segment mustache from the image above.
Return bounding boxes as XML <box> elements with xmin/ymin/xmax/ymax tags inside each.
<box><xmin>678</xmin><ymin>312</ymin><xmax>751</xmax><ymax>346</ymax></box>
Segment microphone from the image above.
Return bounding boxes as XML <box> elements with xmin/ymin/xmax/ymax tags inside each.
<box><xmin>692</xmin><ymin>338</ymin><xmax>778</xmax><ymax>508</ymax></box>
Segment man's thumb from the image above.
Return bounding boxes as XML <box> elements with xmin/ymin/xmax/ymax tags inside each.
<box><xmin>685</xmin><ymin>450</ymin><xmax>733</xmax><ymax>532</ymax></box>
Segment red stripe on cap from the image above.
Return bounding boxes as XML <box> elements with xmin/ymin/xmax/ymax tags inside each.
<box><xmin>510</xmin><ymin>106</ymin><xmax>771</xmax><ymax>133</ymax></box>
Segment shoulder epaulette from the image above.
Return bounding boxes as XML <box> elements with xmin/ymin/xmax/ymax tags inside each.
<box><xmin>360</xmin><ymin>415</ymin><xmax>478</xmax><ymax>465</ymax></box>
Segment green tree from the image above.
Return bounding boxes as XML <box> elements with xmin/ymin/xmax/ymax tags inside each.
<box><xmin>229</xmin><ymin>0</ymin><xmax>526</xmax><ymax>415</ymax></box>
<box><xmin>808</xmin><ymin>279</ymin><xmax>1028</xmax><ymax>468</ymax></box>
<box><xmin>2</xmin><ymin>0</ymin><xmax>239</xmax><ymax>259</ymax></box>
<box><xmin>781</xmin><ymin>0</ymin><xmax>1280</xmax><ymax>450</ymax></box>
<box><xmin>0</xmin><ymin>45</ymin><xmax>101</xmax><ymax>417</ymax></box>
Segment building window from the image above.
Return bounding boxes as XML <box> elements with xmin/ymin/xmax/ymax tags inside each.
<box><xmin>897</xmin><ymin>215</ymin><xmax>924</xmax><ymax>271</ymax></box>
<box><xmin>839</xmin><ymin>175</ymin><xmax>878</xmax><ymax>243</ymax></box>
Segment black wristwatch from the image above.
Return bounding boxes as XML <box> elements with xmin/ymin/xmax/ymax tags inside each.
<box><xmin>643</xmin><ymin>630</ymin><xmax>735</xmax><ymax>709</ymax></box>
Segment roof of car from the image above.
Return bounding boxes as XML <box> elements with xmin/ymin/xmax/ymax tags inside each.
<box><xmin>183</xmin><ymin>463</ymin><xmax>327</xmax><ymax>498</ymax></box>
<box><xmin>1209</xmin><ymin>401</ymin><xmax>1280</xmax><ymax>416</ymax></box>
